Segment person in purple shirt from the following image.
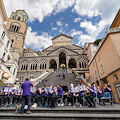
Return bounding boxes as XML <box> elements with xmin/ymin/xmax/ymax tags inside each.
<box><xmin>77</xmin><ymin>84</ymin><xmax>84</xmax><ymax>107</ymax></box>
<box><xmin>48</xmin><ymin>85</ymin><xmax>55</xmax><ymax>106</ymax></box>
<box><xmin>97</xmin><ymin>86</ymin><xmax>103</xmax><ymax>105</ymax></box>
<box><xmin>21</xmin><ymin>78</ymin><xmax>35</xmax><ymax>114</ymax></box>
<box><xmin>31</xmin><ymin>84</ymin><xmax>46</xmax><ymax>108</ymax></box>
<box><xmin>2</xmin><ymin>84</ymin><xmax>14</xmax><ymax>106</ymax></box>
<box><xmin>103</xmin><ymin>84</ymin><xmax>112</xmax><ymax>105</ymax></box>
<box><xmin>85</xmin><ymin>83</ymin><xmax>96</xmax><ymax>108</ymax></box>
<box><xmin>67</xmin><ymin>84</ymin><xmax>74</xmax><ymax>106</ymax></box>
<box><xmin>51</xmin><ymin>83</ymin><xmax>63</xmax><ymax>108</ymax></box>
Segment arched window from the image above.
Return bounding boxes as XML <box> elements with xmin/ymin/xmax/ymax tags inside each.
<box><xmin>17</xmin><ymin>16</ymin><xmax>21</xmax><ymax>21</ymax></box>
<box><xmin>26</xmin><ymin>65</ymin><xmax>28</xmax><ymax>70</ymax></box>
<box><xmin>40</xmin><ymin>64</ymin><xmax>42</xmax><ymax>69</ymax></box>
<box><xmin>42</xmin><ymin>64</ymin><xmax>44</xmax><ymax>69</ymax></box>
<box><xmin>35</xmin><ymin>64</ymin><xmax>37</xmax><ymax>70</ymax></box>
<box><xmin>30</xmin><ymin>64</ymin><xmax>32</xmax><ymax>70</ymax></box>
<box><xmin>10</xmin><ymin>23</ymin><xmax>20</xmax><ymax>32</ymax></box>
<box><xmin>79</xmin><ymin>62</ymin><xmax>81</xmax><ymax>68</ymax></box>
<box><xmin>45</xmin><ymin>64</ymin><xmax>46</xmax><ymax>69</ymax></box>
<box><xmin>84</xmin><ymin>62</ymin><xmax>87</xmax><ymax>68</ymax></box>
<box><xmin>21</xmin><ymin>64</ymin><xmax>23</xmax><ymax>70</ymax></box>
<box><xmin>82</xmin><ymin>62</ymin><xmax>84</xmax><ymax>68</ymax></box>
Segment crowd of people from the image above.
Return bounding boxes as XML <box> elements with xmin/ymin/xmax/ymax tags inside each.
<box><xmin>0</xmin><ymin>78</ymin><xmax>113</xmax><ymax>114</ymax></box>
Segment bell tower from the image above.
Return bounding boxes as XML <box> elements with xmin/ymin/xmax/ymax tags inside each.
<box><xmin>6</xmin><ymin>10</ymin><xmax>28</xmax><ymax>63</ymax></box>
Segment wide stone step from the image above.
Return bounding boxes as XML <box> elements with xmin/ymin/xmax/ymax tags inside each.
<box><xmin>0</xmin><ymin>107</ymin><xmax>120</xmax><ymax>114</ymax></box>
<box><xmin>0</xmin><ymin>113</ymin><xmax>120</xmax><ymax>120</ymax></box>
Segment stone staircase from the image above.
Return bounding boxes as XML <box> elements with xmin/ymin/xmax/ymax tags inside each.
<box><xmin>0</xmin><ymin>105</ymin><xmax>120</xmax><ymax>119</ymax></box>
<box><xmin>36</xmin><ymin>70</ymin><xmax>77</xmax><ymax>88</ymax></box>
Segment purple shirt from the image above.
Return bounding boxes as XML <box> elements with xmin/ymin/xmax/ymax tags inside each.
<box><xmin>97</xmin><ymin>90</ymin><xmax>103</xmax><ymax>96</ymax></box>
<box><xmin>9</xmin><ymin>89</ymin><xmax>14</xmax><ymax>97</ymax></box>
<box><xmin>79</xmin><ymin>91</ymin><xmax>83</xmax><ymax>96</ymax></box>
<box><xmin>57</xmin><ymin>87</ymin><xmax>63</xmax><ymax>96</ymax></box>
<box><xmin>69</xmin><ymin>87</ymin><xmax>73</xmax><ymax>96</ymax></box>
<box><xmin>89</xmin><ymin>86</ymin><xmax>95</xmax><ymax>96</ymax></box>
<box><xmin>104</xmin><ymin>87</ymin><xmax>112</xmax><ymax>95</ymax></box>
<box><xmin>21</xmin><ymin>81</ymin><xmax>33</xmax><ymax>96</ymax></box>
<box><xmin>48</xmin><ymin>88</ymin><xmax>54</xmax><ymax>96</ymax></box>
<box><xmin>2</xmin><ymin>86</ymin><xmax>8</xmax><ymax>96</ymax></box>
<box><xmin>40</xmin><ymin>88</ymin><xmax>46</xmax><ymax>96</ymax></box>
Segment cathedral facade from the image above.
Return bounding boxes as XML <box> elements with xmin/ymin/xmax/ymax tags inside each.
<box><xmin>17</xmin><ymin>34</ymin><xmax>89</xmax><ymax>82</ymax></box>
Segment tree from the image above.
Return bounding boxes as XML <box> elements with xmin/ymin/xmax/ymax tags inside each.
<box><xmin>94</xmin><ymin>39</ymin><xmax>101</xmax><ymax>46</ymax></box>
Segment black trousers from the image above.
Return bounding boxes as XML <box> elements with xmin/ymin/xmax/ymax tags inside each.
<box><xmin>21</xmin><ymin>95</ymin><xmax>31</xmax><ymax>113</ymax></box>
<box><xmin>97</xmin><ymin>95</ymin><xmax>103</xmax><ymax>104</ymax></box>
<box><xmin>85</xmin><ymin>95</ymin><xmax>95</xmax><ymax>106</ymax></box>
<box><xmin>3</xmin><ymin>96</ymin><xmax>12</xmax><ymax>105</ymax></box>
<box><xmin>34</xmin><ymin>95</ymin><xmax>47</xmax><ymax>106</ymax></box>
<box><xmin>67</xmin><ymin>95</ymin><xmax>74</xmax><ymax>105</ymax></box>
<box><xmin>12</xmin><ymin>95</ymin><xmax>21</xmax><ymax>104</ymax></box>
<box><xmin>48</xmin><ymin>95</ymin><xmax>53</xmax><ymax>105</ymax></box>
<box><xmin>51</xmin><ymin>95</ymin><xmax>62</xmax><ymax>107</ymax></box>
<box><xmin>78</xmin><ymin>96</ymin><xmax>83</xmax><ymax>105</ymax></box>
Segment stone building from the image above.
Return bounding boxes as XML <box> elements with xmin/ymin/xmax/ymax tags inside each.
<box><xmin>86</xmin><ymin>9</ymin><xmax>120</xmax><ymax>103</ymax></box>
<box><xmin>17</xmin><ymin>34</ymin><xmax>89</xmax><ymax>81</ymax></box>
<box><xmin>0</xmin><ymin>0</ymin><xmax>18</xmax><ymax>84</ymax></box>
<box><xmin>6</xmin><ymin>10</ymin><xmax>28</xmax><ymax>63</ymax></box>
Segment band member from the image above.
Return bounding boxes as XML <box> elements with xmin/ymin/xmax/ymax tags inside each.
<box><xmin>31</xmin><ymin>86</ymin><xmax>36</xmax><ymax>104</ymax></box>
<box><xmin>50</xmin><ymin>83</ymin><xmax>63</xmax><ymax>108</ymax></box>
<box><xmin>13</xmin><ymin>86</ymin><xmax>22</xmax><ymax>105</ymax></box>
<box><xmin>31</xmin><ymin>84</ymin><xmax>46</xmax><ymax>108</ymax></box>
<box><xmin>85</xmin><ymin>83</ymin><xmax>96</xmax><ymax>107</ymax></box>
<box><xmin>103</xmin><ymin>84</ymin><xmax>112</xmax><ymax>105</ymax></box>
<box><xmin>77</xmin><ymin>85</ymin><xmax>84</xmax><ymax>107</ymax></box>
<box><xmin>3</xmin><ymin>84</ymin><xmax>14</xmax><ymax>106</ymax></box>
<box><xmin>67</xmin><ymin>84</ymin><xmax>74</xmax><ymax>106</ymax></box>
<box><xmin>48</xmin><ymin>85</ymin><xmax>54</xmax><ymax>106</ymax></box>
<box><xmin>97</xmin><ymin>86</ymin><xmax>103</xmax><ymax>105</ymax></box>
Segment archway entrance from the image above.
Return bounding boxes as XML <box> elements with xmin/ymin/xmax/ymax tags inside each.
<box><xmin>59</xmin><ymin>52</ymin><xmax>66</xmax><ymax>68</ymax></box>
<box><xmin>49</xmin><ymin>59</ymin><xmax>57</xmax><ymax>69</ymax></box>
<box><xmin>68</xmin><ymin>58</ymin><xmax>77</xmax><ymax>68</ymax></box>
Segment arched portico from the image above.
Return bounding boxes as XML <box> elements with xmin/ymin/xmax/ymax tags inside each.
<box><xmin>49</xmin><ymin>59</ymin><xmax>57</xmax><ymax>69</ymax></box>
<box><xmin>68</xmin><ymin>58</ymin><xmax>77</xmax><ymax>68</ymax></box>
<box><xmin>59</xmin><ymin>51</ymin><xmax>66</xmax><ymax>68</ymax></box>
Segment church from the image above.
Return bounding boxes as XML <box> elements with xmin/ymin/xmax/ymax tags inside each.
<box><xmin>17</xmin><ymin>33</ymin><xmax>89</xmax><ymax>81</ymax></box>
<box><xmin>5</xmin><ymin>9</ymin><xmax>89</xmax><ymax>82</ymax></box>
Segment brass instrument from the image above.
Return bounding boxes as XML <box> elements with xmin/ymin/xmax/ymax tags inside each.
<box><xmin>85</xmin><ymin>87</ymin><xmax>90</xmax><ymax>96</ymax></box>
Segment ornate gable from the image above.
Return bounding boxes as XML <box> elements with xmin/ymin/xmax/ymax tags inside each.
<box><xmin>47</xmin><ymin>46</ymin><xmax>78</xmax><ymax>56</ymax></box>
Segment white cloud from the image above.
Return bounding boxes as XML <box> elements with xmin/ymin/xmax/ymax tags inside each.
<box><xmin>78</xmin><ymin>20</ymin><xmax>107</xmax><ymax>45</ymax></box>
<box><xmin>25</xmin><ymin>27</ymin><xmax>52</xmax><ymax>50</ymax></box>
<box><xmin>70</xmin><ymin>29</ymin><xmax>82</xmax><ymax>37</ymax></box>
<box><xmin>3</xmin><ymin>0</ymin><xmax>75</xmax><ymax>23</ymax></box>
<box><xmin>54</xmin><ymin>0</ymin><xmax>76</xmax><ymax>14</ymax></box>
<box><xmin>52</xmin><ymin>27</ymin><xmax>58</xmax><ymax>30</ymax></box>
<box><xmin>56</xmin><ymin>21</ymin><xmax>63</xmax><ymax>26</ymax></box>
<box><xmin>73</xmin><ymin>0</ymin><xmax>120</xmax><ymax>24</ymax></box>
<box><xmin>74</xmin><ymin>17</ymin><xmax>81</xmax><ymax>22</ymax></box>
<box><xmin>65</xmin><ymin>23</ymin><xmax>68</xmax><ymax>27</ymax></box>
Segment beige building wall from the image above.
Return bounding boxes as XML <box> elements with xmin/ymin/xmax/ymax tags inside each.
<box><xmin>52</xmin><ymin>34</ymin><xmax>72</xmax><ymax>46</ymax></box>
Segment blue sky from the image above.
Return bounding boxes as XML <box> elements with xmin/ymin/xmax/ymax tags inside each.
<box><xmin>4</xmin><ymin>0</ymin><xmax>120</xmax><ymax>51</ymax></box>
